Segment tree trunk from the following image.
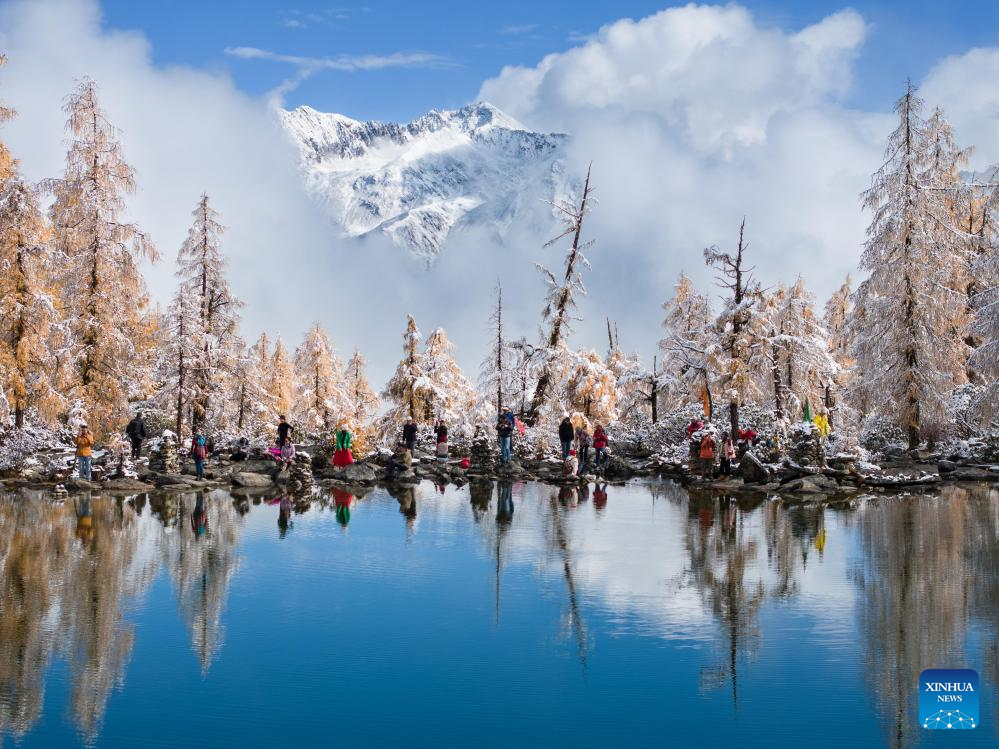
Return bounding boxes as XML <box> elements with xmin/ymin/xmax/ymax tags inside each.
<box><xmin>729</xmin><ymin>401</ymin><xmax>739</xmax><ymax>442</ymax></box>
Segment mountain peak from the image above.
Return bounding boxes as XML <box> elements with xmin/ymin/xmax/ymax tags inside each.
<box><xmin>281</xmin><ymin>101</ymin><xmax>569</xmax><ymax>259</ymax></box>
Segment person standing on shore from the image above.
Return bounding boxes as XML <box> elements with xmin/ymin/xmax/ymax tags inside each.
<box><xmin>190</xmin><ymin>431</ymin><xmax>208</xmax><ymax>480</ymax></box>
<box><xmin>126</xmin><ymin>412</ymin><xmax>147</xmax><ymax>459</ymax></box>
<box><xmin>497</xmin><ymin>410</ymin><xmax>513</xmax><ymax>464</ymax></box>
<box><xmin>277</xmin><ymin>415</ymin><xmax>293</xmax><ymax>448</ymax></box>
<box><xmin>402</xmin><ymin>419</ymin><xmax>418</xmax><ymax>452</ymax></box>
<box><xmin>75</xmin><ymin>424</ymin><xmax>94</xmax><ymax>480</ymax></box>
<box><xmin>558</xmin><ymin>416</ymin><xmax>574</xmax><ymax>462</ymax></box>
<box><xmin>593</xmin><ymin>424</ymin><xmax>608</xmax><ymax>467</ymax></box>
<box><xmin>575</xmin><ymin>423</ymin><xmax>591</xmax><ymax>475</ymax></box>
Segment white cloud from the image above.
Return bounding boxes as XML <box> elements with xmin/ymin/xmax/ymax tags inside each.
<box><xmin>921</xmin><ymin>47</ymin><xmax>999</xmax><ymax>172</ymax></box>
<box><xmin>223</xmin><ymin>46</ymin><xmax>448</xmax><ymax>73</ymax></box>
<box><xmin>476</xmin><ymin>3</ymin><xmax>884</xmax><ymax>351</ymax></box>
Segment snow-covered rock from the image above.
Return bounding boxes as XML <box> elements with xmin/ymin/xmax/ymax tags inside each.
<box><xmin>280</xmin><ymin>102</ymin><xmax>568</xmax><ymax>259</ymax></box>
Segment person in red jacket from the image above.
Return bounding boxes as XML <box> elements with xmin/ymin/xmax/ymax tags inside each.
<box><xmin>593</xmin><ymin>425</ymin><xmax>609</xmax><ymax>467</ymax></box>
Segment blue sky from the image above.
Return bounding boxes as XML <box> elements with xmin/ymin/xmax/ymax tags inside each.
<box><xmin>100</xmin><ymin>0</ymin><xmax>999</xmax><ymax>121</ymax></box>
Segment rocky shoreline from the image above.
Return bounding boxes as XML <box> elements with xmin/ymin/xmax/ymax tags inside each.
<box><xmin>4</xmin><ymin>438</ymin><xmax>999</xmax><ymax>500</ymax></box>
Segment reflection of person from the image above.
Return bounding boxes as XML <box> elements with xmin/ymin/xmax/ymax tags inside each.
<box><xmin>191</xmin><ymin>494</ymin><xmax>208</xmax><ymax>536</ymax></box>
<box><xmin>278</xmin><ymin>496</ymin><xmax>293</xmax><ymax>538</ymax></box>
<box><xmin>593</xmin><ymin>483</ymin><xmax>608</xmax><ymax>512</ymax></box>
<box><xmin>75</xmin><ymin>495</ymin><xmax>94</xmax><ymax>544</ymax></box>
<box><xmin>393</xmin><ymin>486</ymin><xmax>417</xmax><ymax>527</ymax></box>
<box><xmin>558</xmin><ymin>485</ymin><xmax>578</xmax><ymax>508</ymax></box>
<box><xmin>497</xmin><ymin>482</ymin><xmax>514</xmax><ymax>526</ymax></box>
<box><xmin>332</xmin><ymin>487</ymin><xmax>354</xmax><ymax>528</ymax></box>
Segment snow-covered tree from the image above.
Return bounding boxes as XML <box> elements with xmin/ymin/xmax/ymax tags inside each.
<box><xmin>416</xmin><ymin>327</ymin><xmax>481</xmax><ymax>431</ymax></box>
<box><xmin>158</xmin><ymin>286</ymin><xmax>199</xmax><ymax>438</ymax></box>
<box><xmin>824</xmin><ymin>275</ymin><xmax>854</xmax><ymax>368</ymax></box>
<box><xmin>704</xmin><ymin>220</ymin><xmax>766</xmax><ymax>436</ymax></box>
<box><xmin>0</xmin><ymin>175</ymin><xmax>63</xmax><ymax>427</ymax></box>
<box><xmin>382</xmin><ymin>315</ymin><xmax>423</xmax><ymax>436</ymax></box>
<box><xmin>659</xmin><ymin>273</ymin><xmax>715</xmax><ymax>412</ymax></box>
<box><xmin>343</xmin><ymin>350</ymin><xmax>379</xmax><ymax>428</ymax></box>
<box><xmin>566</xmin><ymin>348</ymin><xmax>619</xmax><ymax>424</ymax></box>
<box><xmin>762</xmin><ymin>278</ymin><xmax>837</xmax><ymax>421</ymax></box>
<box><xmin>851</xmin><ymin>83</ymin><xmax>971</xmax><ymax>447</ymax></box>
<box><xmin>293</xmin><ymin>322</ymin><xmax>345</xmax><ymax>438</ymax></box>
<box><xmin>525</xmin><ymin>165</ymin><xmax>594</xmax><ymax>425</ymax></box>
<box><xmin>230</xmin><ymin>333</ymin><xmax>276</xmax><ymax>435</ymax></box>
<box><xmin>266</xmin><ymin>337</ymin><xmax>296</xmax><ymax>419</ymax></box>
<box><xmin>174</xmin><ymin>194</ymin><xmax>241</xmax><ymax>431</ymax></box>
<box><xmin>479</xmin><ymin>281</ymin><xmax>513</xmax><ymax>418</ymax></box>
<box><xmin>47</xmin><ymin>78</ymin><xmax>158</xmax><ymax>436</ymax></box>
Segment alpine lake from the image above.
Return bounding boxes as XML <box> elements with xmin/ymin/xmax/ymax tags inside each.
<box><xmin>1</xmin><ymin>478</ymin><xmax>997</xmax><ymax>749</ymax></box>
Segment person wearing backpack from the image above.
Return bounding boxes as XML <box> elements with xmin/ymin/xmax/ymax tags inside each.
<box><xmin>190</xmin><ymin>431</ymin><xmax>209</xmax><ymax>480</ymax></box>
<box><xmin>125</xmin><ymin>412</ymin><xmax>147</xmax><ymax>459</ymax></box>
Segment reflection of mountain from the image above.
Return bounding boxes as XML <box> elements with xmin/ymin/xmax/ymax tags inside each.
<box><xmin>163</xmin><ymin>492</ymin><xmax>242</xmax><ymax>673</ymax></box>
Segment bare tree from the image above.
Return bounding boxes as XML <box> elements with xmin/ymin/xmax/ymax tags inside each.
<box><xmin>524</xmin><ymin>164</ymin><xmax>595</xmax><ymax>425</ymax></box>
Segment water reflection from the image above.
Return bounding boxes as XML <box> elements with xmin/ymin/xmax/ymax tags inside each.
<box><xmin>0</xmin><ymin>483</ymin><xmax>997</xmax><ymax>747</ymax></box>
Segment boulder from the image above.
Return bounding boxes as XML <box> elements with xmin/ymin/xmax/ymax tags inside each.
<box><xmin>740</xmin><ymin>452</ymin><xmax>771</xmax><ymax>484</ymax></box>
<box><xmin>334</xmin><ymin>462</ymin><xmax>378</xmax><ymax>484</ymax></box>
<box><xmin>949</xmin><ymin>467</ymin><xmax>998</xmax><ymax>482</ymax></box>
<box><xmin>64</xmin><ymin>477</ymin><xmax>99</xmax><ymax>491</ymax></box>
<box><xmin>233</xmin><ymin>472</ymin><xmax>274</xmax><ymax>488</ymax></box>
<box><xmin>602</xmin><ymin>455</ymin><xmax>634</xmax><ymax>480</ymax></box>
<box><xmin>937</xmin><ymin>460</ymin><xmax>958</xmax><ymax>474</ymax></box>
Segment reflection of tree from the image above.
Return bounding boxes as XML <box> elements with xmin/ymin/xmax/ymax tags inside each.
<box><xmin>0</xmin><ymin>496</ymin><xmax>72</xmax><ymax>739</ymax></box>
<box><xmin>544</xmin><ymin>488</ymin><xmax>587</xmax><ymax>668</ymax></box>
<box><xmin>683</xmin><ymin>492</ymin><xmax>765</xmax><ymax>710</ymax></box>
<box><xmin>855</xmin><ymin>487</ymin><xmax>972</xmax><ymax>749</ymax></box>
<box><xmin>964</xmin><ymin>486</ymin><xmax>999</xmax><ymax>730</ymax></box>
<box><xmin>165</xmin><ymin>491</ymin><xmax>241</xmax><ymax>674</ymax></box>
<box><xmin>762</xmin><ymin>501</ymin><xmax>826</xmax><ymax>600</ymax></box>
<box><xmin>59</xmin><ymin>495</ymin><xmax>158</xmax><ymax>740</ymax></box>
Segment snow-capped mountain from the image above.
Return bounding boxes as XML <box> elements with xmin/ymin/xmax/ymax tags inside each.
<box><xmin>280</xmin><ymin>102</ymin><xmax>568</xmax><ymax>259</ymax></box>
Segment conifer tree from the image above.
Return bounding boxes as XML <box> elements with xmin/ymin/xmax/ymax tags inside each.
<box><xmin>479</xmin><ymin>281</ymin><xmax>511</xmax><ymax>418</ymax></box>
<box><xmin>852</xmin><ymin>83</ymin><xmax>970</xmax><ymax>447</ymax></box>
<box><xmin>267</xmin><ymin>337</ymin><xmax>296</xmax><ymax>419</ymax></box>
<box><xmin>343</xmin><ymin>350</ymin><xmax>379</xmax><ymax>427</ymax></box>
<box><xmin>175</xmin><ymin>194</ymin><xmax>241</xmax><ymax>431</ymax></box>
<box><xmin>159</xmin><ymin>287</ymin><xmax>198</xmax><ymax>438</ymax></box>
<box><xmin>566</xmin><ymin>348</ymin><xmax>619</xmax><ymax>424</ymax></box>
<box><xmin>47</xmin><ymin>78</ymin><xmax>158</xmax><ymax>435</ymax></box>
<box><xmin>293</xmin><ymin>322</ymin><xmax>345</xmax><ymax>438</ymax></box>
<box><xmin>416</xmin><ymin>327</ymin><xmax>480</xmax><ymax>430</ymax></box>
<box><xmin>0</xmin><ymin>176</ymin><xmax>63</xmax><ymax>427</ymax></box>
<box><xmin>382</xmin><ymin>315</ymin><xmax>423</xmax><ymax>435</ymax></box>
<box><xmin>704</xmin><ymin>220</ymin><xmax>766</xmax><ymax>435</ymax></box>
<box><xmin>659</xmin><ymin>273</ymin><xmax>715</xmax><ymax>411</ymax></box>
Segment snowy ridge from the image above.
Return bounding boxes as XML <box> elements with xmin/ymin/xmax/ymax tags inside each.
<box><xmin>280</xmin><ymin>102</ymin><xmax>569</xmax><ymax>259</ymax></box>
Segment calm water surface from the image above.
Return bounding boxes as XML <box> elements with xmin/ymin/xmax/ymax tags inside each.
<box><xmin>0</xmin><ymin>481</ymin><xmax>997</xmax><ymax>748</ymax></box>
